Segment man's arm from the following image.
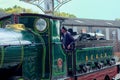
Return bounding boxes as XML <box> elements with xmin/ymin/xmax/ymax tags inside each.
<box><xmin>67</xmin><ymin>33</ymin><xmax>75</xmax><ymax>49</ymax></box>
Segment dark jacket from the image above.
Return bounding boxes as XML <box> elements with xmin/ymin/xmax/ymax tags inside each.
<box><xmin>62</xmin><ymin>31</ymin><xmax>75</xmax><ymax>49</ymax></box>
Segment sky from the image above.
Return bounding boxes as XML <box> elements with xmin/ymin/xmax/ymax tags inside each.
<box><xmin>0</xmin><ymin>0</ymin><xmax>120</xmax><ymax>20</ymax></box>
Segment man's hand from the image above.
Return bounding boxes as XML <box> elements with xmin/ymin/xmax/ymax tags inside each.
<box><xmin>67</xmin><ymin>44</ymin><xmax>71</xmax><ymax>49</ymax></box>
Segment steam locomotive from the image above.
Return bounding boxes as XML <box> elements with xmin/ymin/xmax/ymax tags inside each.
<box><xmin>0</xmin><ymin>13</ymin><xmax>116</xmax><ymax>80</ymax></box>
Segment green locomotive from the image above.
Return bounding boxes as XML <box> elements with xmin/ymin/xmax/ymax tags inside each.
<box><xmin>0</xmin><ymin>13</ymin><xmax>116</xmax><ymax>80</ymax></box>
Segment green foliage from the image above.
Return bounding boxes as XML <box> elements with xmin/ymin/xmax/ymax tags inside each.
<box><xmin>0</xmin><ymin>5</ymin><xmax>37</xmax><ymax>14</ymax></box>
<box><xmin>0</xmin><ymin>5</ymin><xmax>76</xmax><ymax>18</ymax></box>
<box><xmin>115</xmin><ymin>18</ymin><xmax>120</xmax><ymax>21</ymax></box>
<box><xmin>0</xmin><ymin>8</ymin><xmax>5</xmax><ymax>12</ymax></box>
<box><xmin>54</xmin><ymin>11</ymin><xmax>76</xmax><ymax>18</ymax></box>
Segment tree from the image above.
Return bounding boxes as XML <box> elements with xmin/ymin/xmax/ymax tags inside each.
<box><xmin>54</xmin><ymin>11</ymin><xmax>76</xmax><ymax>18</ymax></box>
<box><xmin>0</xmin><ymin>8</ymin><xmax>5</xmax><ymax>12</ymax></box>
<box><xmin>115</xmin><ymin>18</ymin><xmax>120</xmax><ymax>21</ymax></box>
<box><xmin>2</xmin><ymin>5</ymin><xmax>37</xmax><ymax>14</ymax></box>
<box><xmin>0</xmin><ymin>5</ymin><xmax>76</xmax><ymax>18</ymax></box>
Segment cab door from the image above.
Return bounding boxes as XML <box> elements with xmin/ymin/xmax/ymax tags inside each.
<box><xmin>66</xmin><ymin>50</ymin><xmax>76</xmax><ymax>76</ymax></box>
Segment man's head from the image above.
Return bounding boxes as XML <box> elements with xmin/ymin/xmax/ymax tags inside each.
<box><xmin>61</xmin><ymin>26</ymin><xmax>67</xmax><ymax>33</ymax></box>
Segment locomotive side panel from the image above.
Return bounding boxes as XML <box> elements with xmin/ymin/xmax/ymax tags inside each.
<box><xmin>51</xmin><ymin>19</ymin><xmax>67</xmax><ymax>79</ymax></box>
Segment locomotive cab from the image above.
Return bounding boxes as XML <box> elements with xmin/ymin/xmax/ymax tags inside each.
<box><xmin>59</xmin><ymin>25</ymin><xmax>116</xmax><ymax>77</ymax></box>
